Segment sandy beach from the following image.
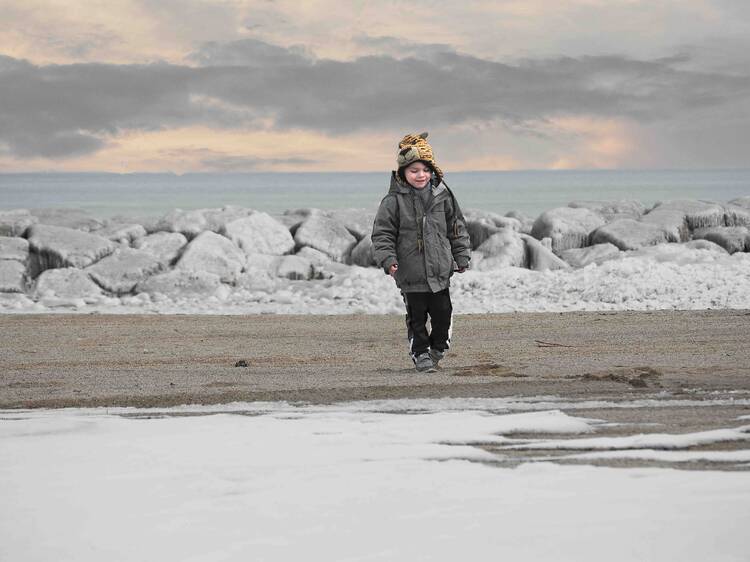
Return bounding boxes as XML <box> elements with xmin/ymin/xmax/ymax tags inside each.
<box><xmin>3</xmin><ymin>309</ymin><xmax>749</xmax><ymax>409</ymax></box>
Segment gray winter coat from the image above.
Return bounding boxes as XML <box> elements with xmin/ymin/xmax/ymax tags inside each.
<box><xmin>372</xmin><ymin>172</ymin><xmax>471</xmax><ymax>293</ymax></box>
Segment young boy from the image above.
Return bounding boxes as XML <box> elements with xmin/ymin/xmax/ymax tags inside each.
<box><xmin>372</xmin><ymin>132</ymin><xmax>472</xmax><ymax>372</ymax></box>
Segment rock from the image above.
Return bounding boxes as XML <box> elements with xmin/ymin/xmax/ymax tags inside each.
<box><xmin>473</xmin><ymin>230</ymin><xmax>526</xmax><ymax>270</ymax></box>
<box><xmin>723</xmin><ymin>204</ymin><xmax>750</xmax><ymax>227</ymax></box>
<box><xmin>0</xmin><ymin>209</ymin><xmax>38</xmax><ymax>236</ymax></box>
<box><xmin>136</xmin><ymin>269</ymin><xmax>225</xmax><ymax>297</ymax></box>
<box><xmin>349</xmin><ymin>235</ymin><xmax>375</xmax><ymax>267</ymax></box>
<box><xmin>92</xmin><ymin>221</ymin><xmax>147</xmax><ymax>245</ymax></box>
<box><xmin>683</xmin><ymin>239</ymin><xmax>729</xmax><ymax>253</ymax></box>
<box><xmin>153</xmin><ymin>209</ymin><xmax>207</xmax><ymax>239</ymax></box>
<box><xmin>640</xmin><ymin>209</ymin><xmax>690</xmax><ymax>242</ymax></box>
<box><xmin>175</xmin><ymin>231</ymin><xmax>245</xmax><ymax>283</ymax></box>
<box><xmin>0</xmin><ymin>237</ymin><xmax>30</xmax><ymax>262</ymax></box>
<box><xmin>274</xmin><ymin>255</ymin><xmax>313</xmax><ymax>280</ymax></box>
<box><xmin>465</xmin><ymin>209</ymin><xmax>521</xmax><ymax>230</ymax></box>
<box><xmin>134</xmin><ymin>232</ymin><xmax>188</xmax><ymax>267</ymax></box>
<box><xmin>504</xmin><ymin>210</ymin><xmax>534</xmax><ymax>234</ymax></box>
<box><xmin>296</xmin><ymin>246</ymin><xmax>333</xmax><ymax>266</ymax></box>
<box><xmin>85</xmin><ymin>248</ymin><xmax>163</xmax><ymax>294</ymax></box>
<box><xmin>27</xmin><ymin>224</ymin><xmax>116</xmax><ymax>277</ymax></box>
<box><xmin>34</xmin><ymin>267</ymin><xmax>104</xmax><ymax>300</ymax></box>
<box><xmin>651</xmin><ymin>200</ymin><xmax>725</xmax><ymax>230</ymax></box>
<box><xmin>521</xmin><ymin>234</ymin><xmax>570</xmax><ymax>271</ymax></box>
<box><xmin>280</xmin><ymin>208</ymin><xmax>324</xmax><ymax>234</ymax></box>
<box><xmin>728</xmin><ymin>196</ymin><xmax>750</xmax><ymax>210</ymax></box>
<box><xmin>32</xmin><ymin>208</ymin><xmax>103</xmax><ymax>231</ymax></box>
<box><xmin>294</xmin><ymin>214</ymin><xmax>357</xmax><ymax>262</ymax></box>
<box><xmin>325</xmin><ymin>208</ymin><xmax>375</xmax><ymax>241</ymax></box>
<box><xmin>568</xmin><ymin>200</ymin><xmax>646</xmax><ymax>221</ymax></box>
<box><xmin>693</xmin><ymin>226</ymin><xmax>750</xmax><ymax>254</ymax></box>
<box><xmin>590</xmin><ymin>218</ymin><xmax>670</xmax><ymax>250</ymax></box>
<box><xmin>202</xmin><ymin>206</ymin><xmax>255</xmax><ymax>233</ymax></box>
<box><xmin>0</xmin><ymin>260</ymin><xmax>26</xmax><ymax>292</ymax></box>
<box><xmin>466</xmin><ymin>221</ymin><xmax>503</xmax><ymax>251</ymax></box>
<box><xmin>222</xmin><ymin>212</ymin><xmax>295</xmax><ymax>256</ymax></box>
<box><xmin>560</xmin><ymin>243</ymin><xmax>622</xmax><ymax>268</ymax></box>
<box><xmin>530</xmin><ymin>207</ymin><xmax>605</xmax><ymax>253</ymax></box>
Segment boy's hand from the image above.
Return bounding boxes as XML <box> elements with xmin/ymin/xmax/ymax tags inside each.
<box><xmin>389</xmin><ymin>264</ymin><xmax>399</xmax><ymax>277</ymax></box>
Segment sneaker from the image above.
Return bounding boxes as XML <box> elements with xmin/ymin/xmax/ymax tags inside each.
<box><xmin>414</xmin><ymin>352</ymin><xmax>436</xmax><ymax>372</ymax></box>
<box><xmin>429</xmin><ymin>348</ymin><xmax>445</xmax><ymax>367</ymax></box>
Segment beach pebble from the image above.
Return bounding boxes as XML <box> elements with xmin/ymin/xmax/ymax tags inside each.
<box><xmin>222</xmin><ymin>212</ymin><xmax>295</xmax><ymax>256</ymax></box>
<box><xmin>530</xmin><ymin>207</ymin><xmax>606</xmax><ymax>253</ymax></box>
<box><xmin>0</xmin><ymin>209</ymin><xmax>38</xmax><ymax>237</ymax></box>
<box><xmin>590</xmin><ymin>218</ymin><xmax>671</xmax><ymax>250</ymax></box>
<box><xmin>175</xmin><ymin>231</ymin><xmax>246</xmax><ymax>283</ymax></box>
<box><xmin>0</xmin><ymin>236</ymin><xmax>30</xmax><ymax>262</ymax></box>
<box><xmin>560</xmin><ymin>243</ymin><xmax>622</xmax><ymax>268</ymax></box>
<box><xmin>85</xmin><ymin>248</ymin><xmax>164</xmax><ymax>294</ymax></box>
<box><xmin>34</xmin><ymin>267</ymin><xmax>105</xmax><ymax>300</ymax></box>
<box><xmin>693</xmin><ymin>226</ymin><xmax>750</xmax><ymax>254</ymax></box>
<box><xmin>0</xmin><ymin>260</ymin><xmax>26</xmax><ymax>292</ymax></box>
<box><xmin>27</xmin><ymin>224</ymin><xmax>116</xmax><ymax>276</ymax></box>
<box><xmin>294</xmin><ymin>214</ymin><xmax>357</xmax><ymax>262</ymax></box>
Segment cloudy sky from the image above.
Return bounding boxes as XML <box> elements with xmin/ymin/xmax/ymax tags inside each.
<box><xmin>1</xmin><ymin>0</ymin><xmax>749</xmax><ymax>173</ymax></box>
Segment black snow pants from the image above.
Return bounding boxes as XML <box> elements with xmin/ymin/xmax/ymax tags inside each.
<box><xmin>402</xmin><ymin>288</ymin><xmax>453</xmax><ymax>360</ymax></box>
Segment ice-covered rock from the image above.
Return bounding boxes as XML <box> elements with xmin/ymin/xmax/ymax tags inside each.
<box><xmin>0</xmin><ymin>209</ymin><xmax>38</xmax><ymax>236</ymax></box>
<box><xmin>92</xmin><ymin>220</ymin><xmax>147</xmax><ymax>245</ymax></box>
<box><xmin>728</xmin><ymin>196</ymin><xmax>750</xmax><ymax>210</ymax></box>
<box><xmin>0</xmin><ymin>236</ymin><xmax>29</xmax><ymax>262</ymax></box>
<box><xmin>530</xmin><ymin>207</ymin><xmax>605</xmax><ymax>253</ymax></box>
<box><xmin>326</xmin><ymin>208</ymin><xmax>375</xmax><ymax>241</ymax></box>
<box><xmin>465</xmin><ymin>209</ymin><xmax>521</xmax><ymax>230</ymax></box>
<box><xmin>202</xmin><ymin>206</ymin><xmax>255</xmax><ymax>233</ymax></box>
<box><xmin>504</xmin><ymin>210</ymin><xmax>534</xmax><ymax>234</ymax></box>
<box><xmin>521</xmin><ymin>234</ymin><xmax>570</xmax><ymax>271</ymax></box>
<box><xmin>693</xmin><ymin>226</ymin><xmax>750</xmax><ymax>254</ymax></box>
<box><xmin>222</xmin><ymin>212</ymin><xmax>295</xmax><ymax>256</ymax></box>
<box><xmin>32</xmin><ymin>208</ymin><xmax>103</xmax><ymax>231</ymax></box>
<box><xmin>27</xmin><ymin>224</ymin><xmax>116</xmax><ymax>276</ymax></box>
<box><xmin>560</xmin><ymin>243</ymin><xmax>622</xmax><ymax>268</ymax></box>
<box><xmin>349</xmin><ymin>235</ymin><xmax>375</xmax><ymax>267</ymax></box>
<box><xmin>683</xmin><ymin>239</ymin><xmax>729</xmax><ymax>253</ymax></box>
<box><xmin>0</xmin><ymin>260</ymin><xmax>26</xmax><ymax>292</ymax></box>
<box><xmin>473</xmin><ymin>230</ymin><xmax>526</xmax><ymax>270</ymax></box>
<box><xmin>723</xmin><ymin>204</ymin><xmax>750</xmax><ymax>227</ymax></box>
<box><xmin>590</xmin><ymin>219</ymin><xmax>670</xmax><ymax>250</ymax></box>
<box><xmin>640</xmin><ymin>209</ymin><xmax>690</xmax><ymax>242</ymax></box>
<box><xmin>153</xmin><ymin>209</ymin><xmax>207</xmax><ymax>239</ymax></box>
<box><xmin>274</xmin><ymin>255</ymin><xmax>313</xmax><ymax>280</ymax></box>
<box><xmin>135</xmin><ymin>270</ymin><xmax>225</xmax><ymax>297</ymax></box>
<box><xmin>466</xmin><ymin>221</ymin><xmax>503</xmax><ymax>250</ymax></box>
<box><xmin>85</xmin><ymin>248</ymin><xmax>164</xmax><ymax>294</ymax></box>
<box><xmin>568</xmin><ymin>200</ymin><xmax>646</xmax><ymax>221</ymax></box>
<box><xmin>651</xmin><ymin>200</ymin><xmax>725</xmax><ymax>230</ymax></box>
<box><xmin>34</xmin><ymin>267</ymin><xmax>105</xmax><ymax>300</ymax></box>
<box><xmin>134</xmin><ymin>232</ymin><xmax>188</xmax><ymax>267</ymax></box>
<box><xmin>294</xmin><ymin>214</ymin><xmax>357</xmax><ymax>262</ymax></box>
<box><xmin>280</xmin><ymin>208</ymin><xmax>324</xmax><ymax>234</ymax></box>
<box><xmin>296</xmin><ymin>246</ymin><xmax>334</xmax><ymax>267</ymax></box>
<box><xmin>175</xmin><ymin>231</ymin><xmax>246</xmax><ymax>283</ymax></box>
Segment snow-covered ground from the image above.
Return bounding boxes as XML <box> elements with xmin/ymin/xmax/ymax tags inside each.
<box><xmin>3</xmin><ymin>245</ymin><xmax>750</xmax><ymax>314</ymax></box>
<box><xmin>2</xmin><ymin>398</ymin><xmax>749</xmax><ymax>561</ymax></box>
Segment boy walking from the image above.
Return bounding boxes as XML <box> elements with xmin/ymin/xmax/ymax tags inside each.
<box><xmin>372</xmin><ymin>132</ymin><xmax>472</xmax><ymax>372</ymax></box>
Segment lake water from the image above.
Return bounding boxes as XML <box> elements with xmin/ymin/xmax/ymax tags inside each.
<box><xmin>2</xmin><ymin>169</ymin><xmax>749</xmax><ymax>219</ymax></box>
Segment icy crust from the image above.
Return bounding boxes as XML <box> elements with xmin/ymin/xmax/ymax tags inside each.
<box><xmin>2</xmin><ymin>198</ymin><xmax>750</xmax><ymax>312</ymax></box>
<box><xmin>2</xmin><ymin>400</ymin><xmax>750</xmax><ymax>562</ymax></box>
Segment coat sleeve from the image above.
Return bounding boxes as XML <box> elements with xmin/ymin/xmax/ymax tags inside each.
<box><xmin>371</xmin><ymin>194</ymin><xmax>400</xmax><ymax>274</ymax></box>
<box><xmin>446</xmin><ymin>192</ymin><xmax>472</xmax><ymax>269</ymax></box>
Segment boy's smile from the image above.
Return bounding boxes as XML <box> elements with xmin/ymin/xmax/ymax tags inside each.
<box><xmin>404</xmin><ymin>162</ymin><xmax>431</xmax><ymax>189</ymax></box>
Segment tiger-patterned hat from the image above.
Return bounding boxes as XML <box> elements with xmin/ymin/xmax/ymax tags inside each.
<box><xmin>396</xmin><ymin>132</ymin><xmax>443</xmax><ymax>181</ymax></box>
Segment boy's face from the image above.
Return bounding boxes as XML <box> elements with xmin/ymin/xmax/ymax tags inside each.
<box><xmin>403</xmin><ymin>162</ymin><xmax>431</xmax><ymax>189</ymax></box>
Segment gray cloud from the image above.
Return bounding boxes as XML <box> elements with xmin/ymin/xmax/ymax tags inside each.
<box><xmin>1</xmin><ymin>40</ymin><xmax>749</xmax><ymax>159</ymax></box>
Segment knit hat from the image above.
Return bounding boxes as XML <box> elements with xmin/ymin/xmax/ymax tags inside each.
<box><xmin>396</xmin><ymin>132</ymin><xmax>443</xmax><ymax>181</ymax></box>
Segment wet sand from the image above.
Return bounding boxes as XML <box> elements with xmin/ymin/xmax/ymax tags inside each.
<box><xmin>2</xmin><ymin>310</ymin><xmax>749</xmax><ymax>409</ymax></box>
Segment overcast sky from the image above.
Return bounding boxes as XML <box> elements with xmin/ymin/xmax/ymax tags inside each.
<box><xmin>1</xmin><ymin>0</ymin><xmax>749</xmax><ymax>172</ymax></box>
